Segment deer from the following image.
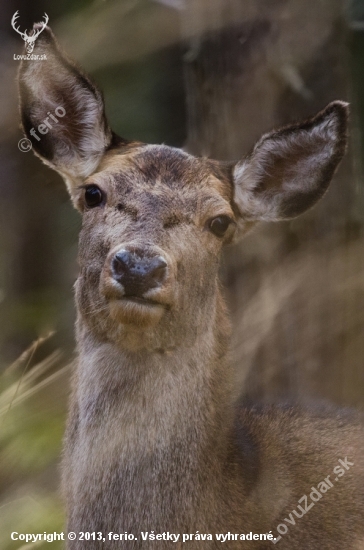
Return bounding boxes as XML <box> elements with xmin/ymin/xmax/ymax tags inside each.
<box><xmin>18</xmin><ymin>26</ymin><xmax>364</xmax><ymax>549</ymax></box>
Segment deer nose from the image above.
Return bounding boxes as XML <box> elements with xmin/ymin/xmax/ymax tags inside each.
<box><xmin>111</xmin><ymin>249</ymin><xmax>167</xmax><ymax>297</ymax></box>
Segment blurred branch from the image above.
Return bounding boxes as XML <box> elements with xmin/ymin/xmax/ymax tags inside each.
<box><xmin>151</xmin><ymin>0</ymin><xmax>185</xmax><ymax>10</ymax></box>
<box><xmin>0</xmin><ymin>361</ymin><xmax>71</xmax><ymax>415</ymax></box>
<box><xmin>5</xmin><ymin>331</ymin><xmax>55</xmax><ymax>375</ymax></box>
<box><xmin>53</xmin><ymin>0</ymin><xmax>341</xmax><ymax>72</ymax></box>
<box><xmin>0</xmin><ymin>350</ymin><xmax>65</xmax><ymax>417</ymax></box>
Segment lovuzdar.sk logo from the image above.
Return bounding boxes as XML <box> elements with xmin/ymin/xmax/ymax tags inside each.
<box><xmin>11</xmin><ymin>11</ymin><xmax>49</xmax><ymax>60</ymax></box>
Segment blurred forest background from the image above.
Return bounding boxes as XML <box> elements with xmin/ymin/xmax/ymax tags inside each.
<box><xmin>1</xmin><ymin>0</ymin><xmax>364</xmax><ymax>548</ymax></box>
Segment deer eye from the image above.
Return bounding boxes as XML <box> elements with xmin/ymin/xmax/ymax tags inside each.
<box><xmin>84</xmin><ymin>185</ymin><xmax>104</xmax><ymax>208</ymax></box>
<box><xmin>208</xmin><ymin>215</ymin><xmax>233</xmax><ymax>237</ymax></box>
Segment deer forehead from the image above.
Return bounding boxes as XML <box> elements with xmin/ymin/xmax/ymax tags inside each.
<box><xmin>82</xmin><ymin>144</ymin><xmax>234</xmax><ymax>219</ymax></box>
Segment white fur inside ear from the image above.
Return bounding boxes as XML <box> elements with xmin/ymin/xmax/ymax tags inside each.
<box><xmin>233</xmin><ymin>160</ymin><xmax>283</xmax><ymax>221</ymax></box>
<box><xmin>26</xmin><ymin>80</ymin><xmax>110</xmax><ymax>182</ymax></box>
<box><xmin>53</xmin><ymin>87</ymin><xmax>111</xmax><ymax>182</ymax></box>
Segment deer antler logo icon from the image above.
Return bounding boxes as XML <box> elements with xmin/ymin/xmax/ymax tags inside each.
<box><xmin>11</xmin><ymin>11</ymin><xmax>49</xmax><ymax>54</ymax></box>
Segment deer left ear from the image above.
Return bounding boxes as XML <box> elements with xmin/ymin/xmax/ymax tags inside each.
<box><xmin>18</xmin><ymin>26</ymin><xmax>118</xmax><ymax>193</ymax></box>
<box><xmin>232</xmin><ymin>101</ymin><xmax>348</xmax><ymax>222</ymax></box>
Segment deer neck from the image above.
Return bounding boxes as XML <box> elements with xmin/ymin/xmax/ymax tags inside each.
<box><xmin>75</xmin><ymin>290</ymin><xmax>234</xmax><ymax>457</ymax></box>
<box><xmin>68</xmin><ymin>286</ymin><xmax>244</xmax><ymax>534</ymax></box>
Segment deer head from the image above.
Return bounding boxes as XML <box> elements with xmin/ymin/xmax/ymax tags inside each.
<box><xmin>12</xmin><ymin>11</ymin><xmax>49</xmax><ymax>54</ymax></box>
<box><xmin>18</xmin><ymin>27</ymin><xmax>348</xmax><ymax>351</ymax></box>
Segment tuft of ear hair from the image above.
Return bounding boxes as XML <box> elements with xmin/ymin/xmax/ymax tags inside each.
<box><xmin>232</xmin><ymin>101</ymin><xmax>348</xmax><ymax>221</ymax></box>
<box><xmin>18</xmin><ymin>25</ymin><xmax>117</xmax><ymax>191</ymax></box>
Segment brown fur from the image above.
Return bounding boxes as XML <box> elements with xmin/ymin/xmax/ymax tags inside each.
<box><xmin>18</xmin><ymin>27</ymin><xmax>364</xmax><ymax>549</ymax></box>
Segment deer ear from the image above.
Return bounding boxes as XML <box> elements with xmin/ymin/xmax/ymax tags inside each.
<box><xmin>232</xmin><ymin>102</ymin><xmax>348</xmax><ymax>223</ymax></box>
<box><xmin>18</xmin><ymin>26</ymin><xmax>121</xmax><ymax>193</ymax></box>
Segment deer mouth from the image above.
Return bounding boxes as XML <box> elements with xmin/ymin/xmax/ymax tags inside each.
<box><xmin>101</xmin><ymin>271</ymin><xmax>172</xmax><ymax>326</ymax></box>
<box><xmin>120</xmin><ymin>296</ymin><xmax>164</xmax><ymax>307</ymax></box>
<box><xmin>108</xmin><ymin>293</ymin><xmax>167</xmax><ymax>327</ymax></box>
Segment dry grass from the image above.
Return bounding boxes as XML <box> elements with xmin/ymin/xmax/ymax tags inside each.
<box><xmin>0</xmin><ymin>336</ymin><xmax>72</xmax><ymax>550</ymax></box>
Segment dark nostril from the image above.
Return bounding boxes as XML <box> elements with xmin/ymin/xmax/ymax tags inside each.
<box><xmin>112</xmin><ymin>250</ymin><xmax>130</xmax><ymax>276</ymax></box>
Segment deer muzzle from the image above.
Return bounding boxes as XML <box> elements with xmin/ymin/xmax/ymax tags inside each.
<box><xmin>111</xmin><ymin>248</ymin><xmax>168</xmax><ymax>300</ymax></box>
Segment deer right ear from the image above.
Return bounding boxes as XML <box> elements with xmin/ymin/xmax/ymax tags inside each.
<box><xmin>18</xmin><ymin>26</ymin><xmax>120</xmax><ymax>195</ymax></box>
<box><xmin>232</xmin><ymin>101</ymin><xmax>348</xmax><ymax>224</ymax></box>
